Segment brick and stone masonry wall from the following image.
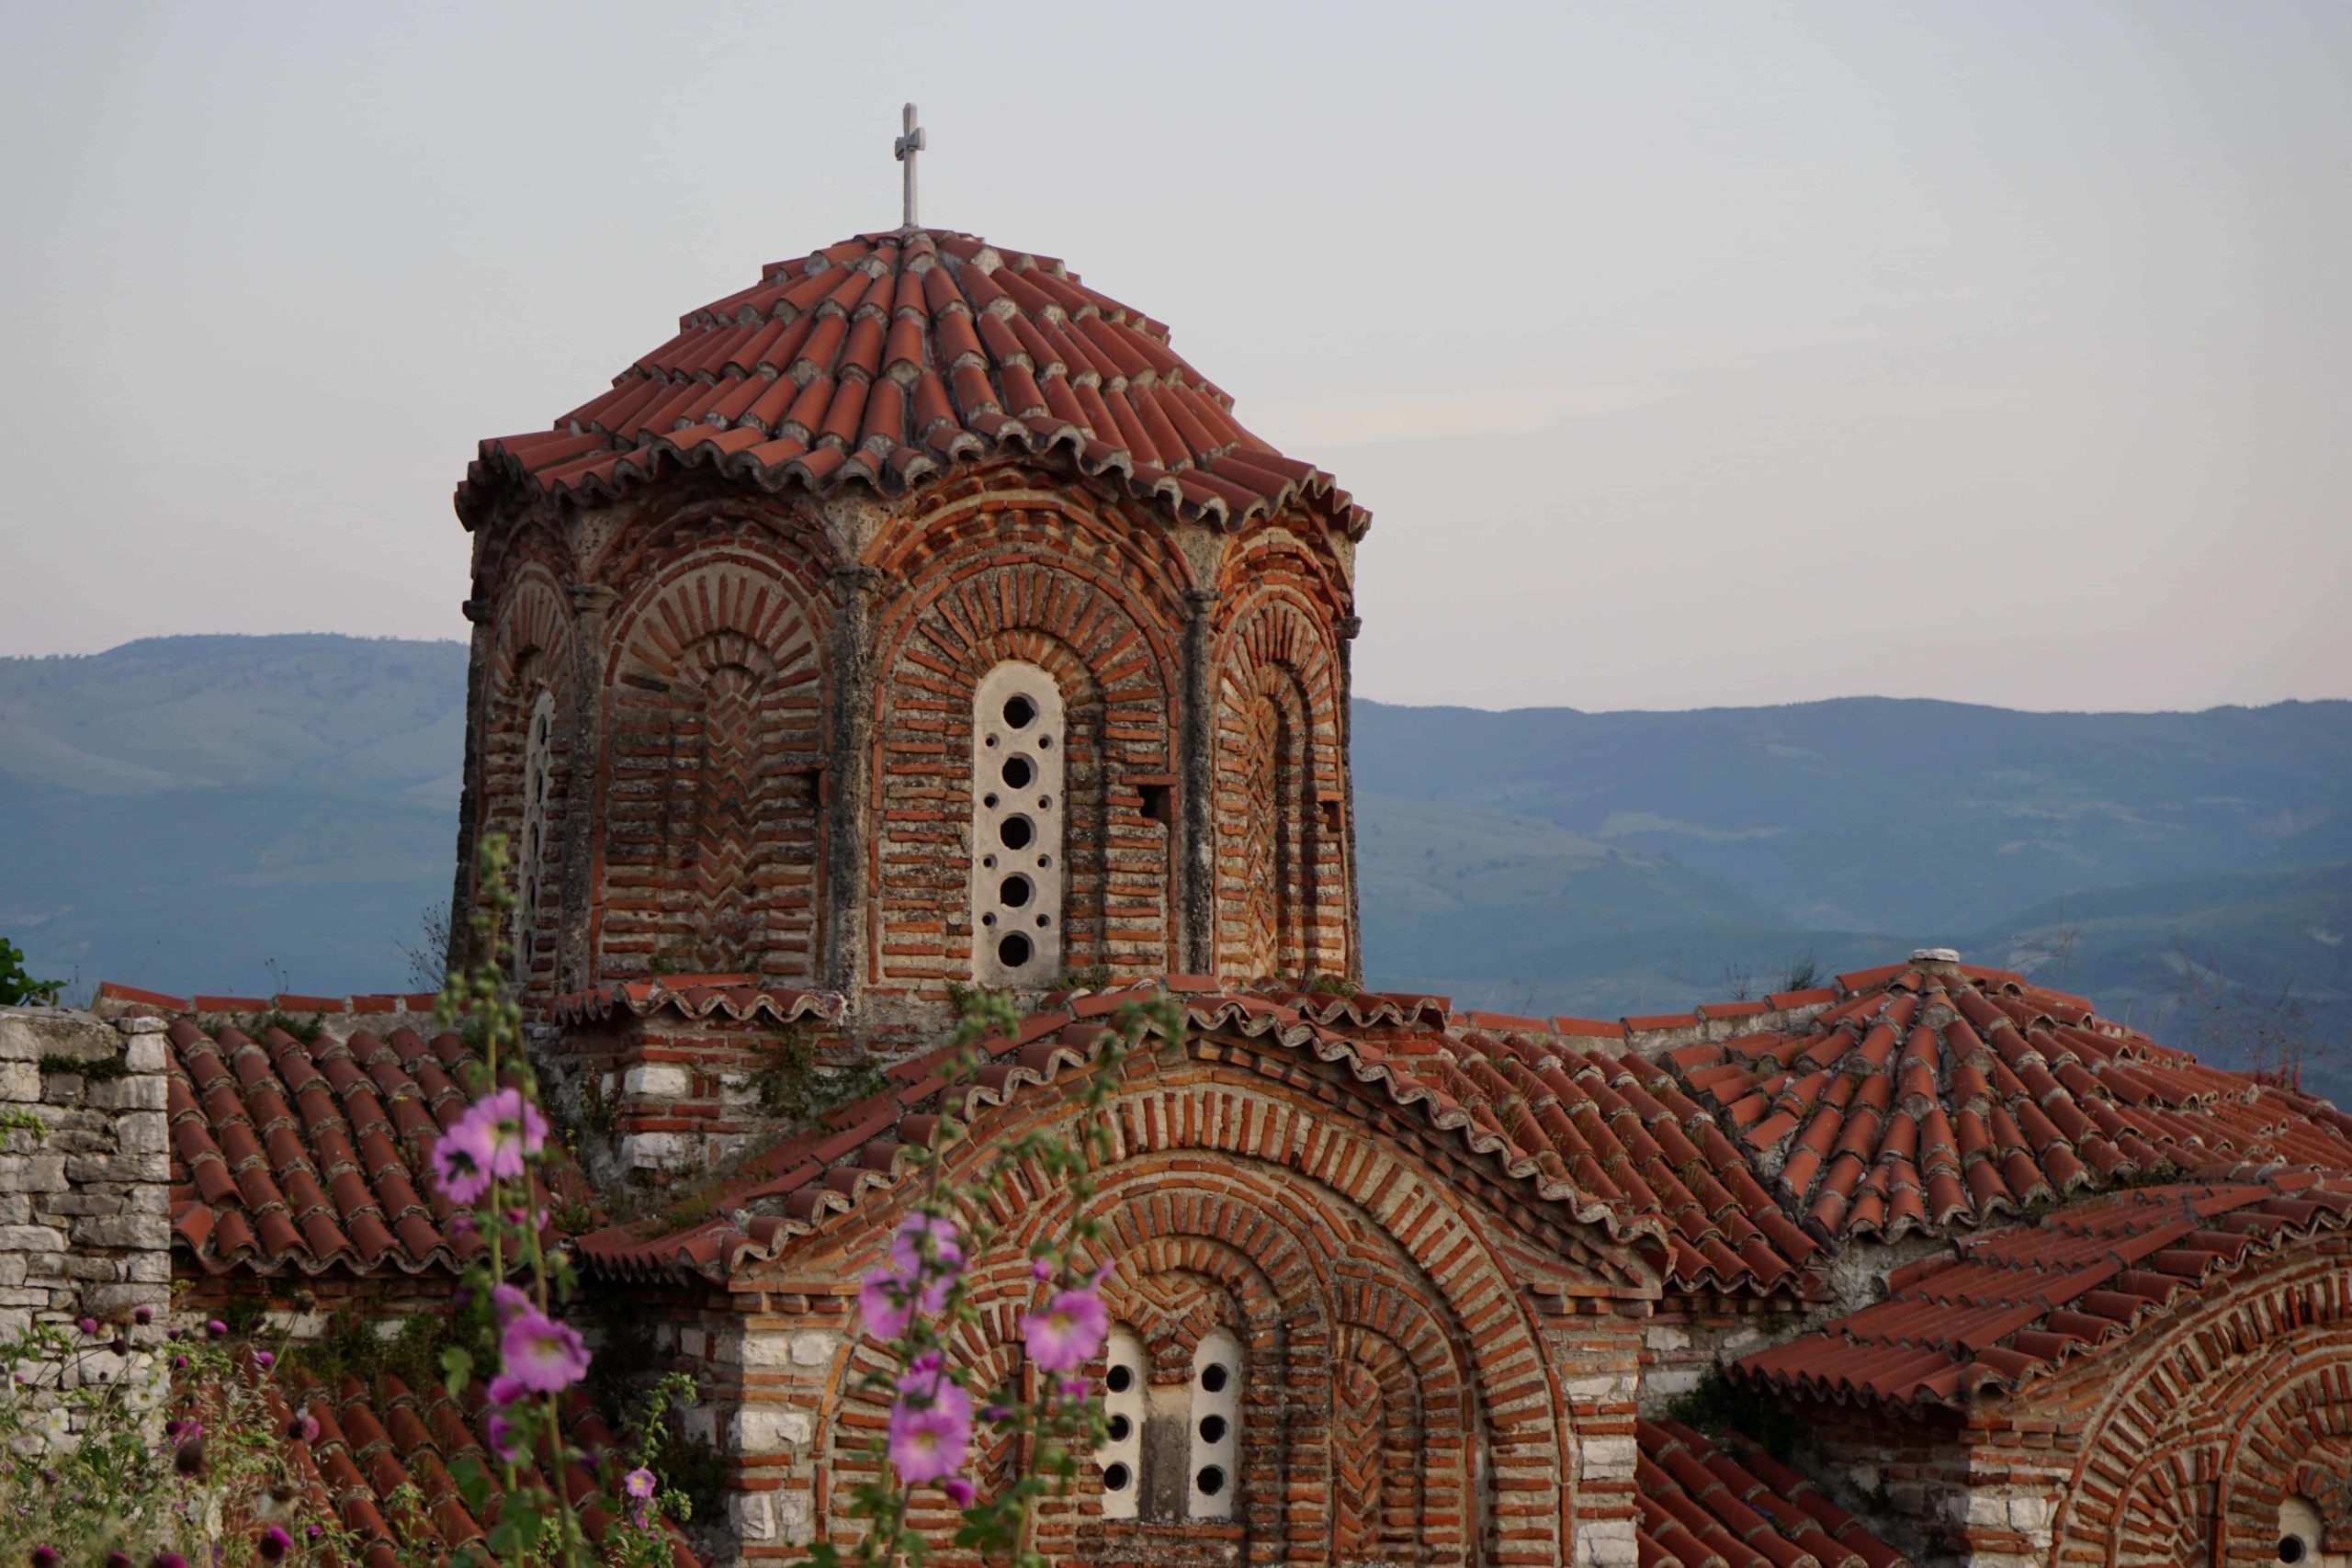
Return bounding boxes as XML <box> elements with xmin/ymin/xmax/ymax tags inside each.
<box><xmin>0</xmin><ymin>1005</ymin><xmax>172</xmax><ymax>1423</ymax></box>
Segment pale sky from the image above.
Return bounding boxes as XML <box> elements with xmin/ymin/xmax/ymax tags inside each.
<box><xmin>3</xmin><ymin>1</ymin><xmax>2346</xmax><ymax>712</ymax></box>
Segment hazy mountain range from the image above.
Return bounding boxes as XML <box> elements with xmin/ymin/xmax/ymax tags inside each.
<box><xmin>5</xmin><ymin>637</ymin><xmax>2346</xmax><ymax>1087</ymax></box>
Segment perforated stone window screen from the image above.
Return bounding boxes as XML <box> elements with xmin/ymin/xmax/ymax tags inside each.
<box><xmin>1187</xmin><ymin>1327</ymin><xmax>1239</xmax><ymax>1520</ymax></box>
<box><xmin>1094</xmin><ymin>1326</ymin><xmax>1144</xmax><ymax>1520</ymax></box>
<box><xmin>514</xmin><ymin>689</ymin><xmax>557</xmax><ymax>976</ymax></box>
<box><xmin>971</xmin><ymin>661</ymin><xmax>1064</xmax><ymax>986</ymax></box>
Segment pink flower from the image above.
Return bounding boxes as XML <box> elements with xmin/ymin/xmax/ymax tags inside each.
<box><xmin>254</xmin><ymin>1350</ymin><xmax>275</xmax><ymax>1369</ymax></box>
<box><xmin>473</xmin><ymin>1088</ymin><xmax>549</xmax><ymax>1180</ymax></box>
<box><xmin>887</xmin><ymin>1368</ymin><xmax>972</xmax><ymax>1483</ymax></box>
<box><xmin>624</xmin><ymin>1466</ymin><xmax>656</xmax><ymax>1500</ymax></box>
<box><xmin>500</xmin><ymin>1307</ymin><xmax>591</xmax><ymax>1393</ymax></box>
<box><xmin>486</xmin><ymin>1409</ymin><xmax>524</xmax><ymax>1461</ymax></box>
<box><xmin>491</xmin><ymin>1283</ymin><xmax>531</xmax><ymax>1326</ymax></box>
<box><xmin>77</xmin><ymin>1317</ymin><xmax>97</xmax><ymax>1337</ymax></box>
<box><xmin>1030</xmin><ymin>1257</ymin><xmax>1053</xmax><ymax>1281</ymax></box>
<box><xmin>429</xmin><ymin>1115</ymin><xmax>496</xmax><ymax>1204</ymax></box>
<box><xmin>205</xmin><ymin>1319</ymin><xmax>227</xmax><ymax>1337</ymax></box>
<box><xmin>888</xmin><ymin>1214</ymin><xmax>964</xmax><ymax>1278</ymax></box>
<box><xmin>860</xmin><ymin>1213</ymin><xmax>966</xmax><ymax>1338</ymax></box>
<box><xmin>941</xmin><ymin>1475</ymin><xmax>976</xmax><ymax>1507</ymax></box>
<box><xmin>256</xmin><ymin>1527</ymin><xmax>292</xmax><ymax>1562</ymax></box>
<box><xmin>1021</xmin><ymin>1286</ymin><xmax>1110</xmax><ymax>1371</ymax></box>
<box><xmin>486</xmin><ymin>1372</ymin><xmax>527</xmax><ymax>1407</ymax></box>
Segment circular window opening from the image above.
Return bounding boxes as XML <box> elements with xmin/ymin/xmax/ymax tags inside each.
<box><xmin>1036</xmin><ymin>913</ymin><xmax>1052</xmax><ymax>928</ymax></box>
<box><xmin>1038</xmin><ymin>794</ymin><xmax>1053</xmax><ymax>810</ymax></box>
<box><xmin>1000</xmin><ymin>816</ymin><xmax>1035</xmax><ymax>851</ymax></box>
<box><xmin>1199</xmin><ymin>1415</ymin><xmax>1228</xmax><ymax>1444</ymax></box>
<box><xmin>1001</xmin><ymin>874</ymin><xmax>1034</xmax><ymax>908</ymax></box>
<box><xmin>1196</xmin><ymin>1465</ymin><xmax>1227</xmax><ymax>1497</ymax></box>
<box><xmin>1002</xmin><ymin>694</ymin><xmax>1037</xmax><ymax>730</ymax></box>
<box><xmin>1038</xmin><ymin>733</ymin><xmax>1054</xmax><ymax>749</ymax></box>
<box><xmin>1002</xmin><ymin>754</ymin><xmax>1035</xmax><ymax>789</ymax></box>
<box><xmin>984</xmin><ymin>792</ymin><xmax>1000</xmax><ymax>809</ymax></box>
<box><xmin>2282</xmin><ymin>1540</ymin><xmax>2308</xmax><ymax>1565</ymax></box>
<box><xmin>1107</xmin><ymin>1414</ymin><xmax>1132</xmax><ymax>1442</ymax></box>
<box><xmin>984</xmin><ymin>733</ymin><xmax>999</xmax><ymax>749</ymax></box>
<box><xmin>1037</xmin><ymin>853</ymin><xmax>1054</xmax><ymax>869</ymax></box>
<box><xmin>1105</xmin><ymin>1365</ymin><xmax>1134</xmax><ymax>1394</ymax></box>
<box><xmin>1200</xmin><ymin>1364</ymin><xmax>1229</xmax><ymax>1393</ymax></box>
<box><xmin>1103</xmin><ymin>1461</ymin><xmax>1132</xmax><ymax>1493</ymax></box>
<box><xmin>998</xmin><ymin>931</ymin><xmax>1034</xmax><ymax>968</ymax></box>
<box><xmin>982</xmin><ymin>913</ymin><xmax>997</xmax><ymax>928</ymax></box>
<box><xmin>982</xmin><ymin>854</ymin><xmax>997</xmax><ymax>870</ymax></box>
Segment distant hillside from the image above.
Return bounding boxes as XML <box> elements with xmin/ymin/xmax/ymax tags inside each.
<box><xmin>2</xmin><ymin>638</ymin><xmax>2344</xmax><ymax>1087</ymax></box>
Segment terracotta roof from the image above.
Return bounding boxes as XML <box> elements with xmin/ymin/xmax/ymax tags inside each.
<box><xmin>457</xmin><ymin>229</ymin><xmax>1367</xmax><ymax>537</ymax></box>
<box><xmin>1731</xmin><ymin>1173</ymin><xmax>2352</xmax><ymax>1410</ymax></box>
<box><xmin>577</xmin><ymin>983</ymin><xmax>1707</xmax><ymax>1285</ymax></box>
<box><xmin>578</xmin><ymin>982</ymin><xmax>1825</xmax><ymax>1295</ymax></box>
<box><xmin>1430</xmin><ymin>1028</ymin><xmax>1817</xmax><ymax>1292</ymax></box>
<box><xmin>250</xmin><ymin>1365</ymin><xmax>700</xmax><ymax>1568</ymax></box>
<box><xmin>165</xmin><ymin>1016</ymin><xmax>589</xmax><ymax>1275</ymax></box>
<box><xmin>98</xmin><ymin>982</ymin><xmax>445</xmax><ymax>1017</ymax></box>
<box><xmin>1663</xmin><ymin>964</ymin><xmax>2352</xmax><ymax>1243</ymax></box>
<box><xmin>549</xmin><ymin>974</ymin><xmax>845</xmax><ymax>1029</ymax></box>
<box><xmin>1637</xmin><ymin>1417</ymin><xmax>1907</xmax><ymax>1568</ymax></box>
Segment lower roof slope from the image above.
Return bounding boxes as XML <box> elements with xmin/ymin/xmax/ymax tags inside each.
<box><xmin>1638</xmin><ymin>1418</ymin><xmax>1907</xmax><ymax>1568</ymax></box>
<box><xmin>1731</xmin><ymin>1172</ymin><xmax>2352</xmax><ymax>1410</ymax></box>
<box><xmin>1663</xmin><ymin>962</ymin><xmax>2352</xmax><ymax>1245</ymax></box>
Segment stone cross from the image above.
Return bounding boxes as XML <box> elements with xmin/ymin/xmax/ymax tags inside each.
<box><xmin>894</xmin><ymin>103</ymin><xmax>926</xmax><ymax>230</ymax></box>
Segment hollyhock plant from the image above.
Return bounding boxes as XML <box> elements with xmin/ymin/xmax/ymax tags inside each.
<box><xmin>1022</xmin><ymin>1284</ymin><xmax>1111</xmax><ymax>1371</ymax></box>
<box><xmin>886</xmin><ymin>1371</ymin><xmax>973</xmax><ymax>1483</ymax></box>
<box><xmin>859</xmin><ymin>1213</ymin><xmax>967</xmax><ymax>1338</ymax></box>
<box><xmin>501</xmin><ymin>1306</ymin><xmax>591</xmax><ymax>1393</ymax></box>
<box><xmin>429</xmin><ymin>1115</ymin><xmax>496</xmax><ymax>1205</ymax></box>
<box><xmin>471</xmin><ymin>1086</ymin><xmax>550</xmax><ymax>1181</ymax></box>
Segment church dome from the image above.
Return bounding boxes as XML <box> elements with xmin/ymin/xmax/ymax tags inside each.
<box><xmin>458</xmin><ymin>228</ymin><xmax>1367</xmax><ymax>536</ymax></box>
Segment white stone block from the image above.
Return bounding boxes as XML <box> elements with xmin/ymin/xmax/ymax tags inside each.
<box><xmin>1643</xmin><ymin>1323</ymin><xmax>1691</xmax><ymax>1352</ymax></box>
<box><xmin>0</xmin><ymin>1063</ymin><xmax>39</xmax><ymax>1103</ymax></box>
<box><xmin>729</xmin><ymin>1492</ymin><xmax>774</xmax><ymax>1542</ymax></box>
<box><xmin>789</xmin><ymin>1329</ymin><xmax>840</xmax><ymax>1368</ymax></box>
<box><xmin>620</xmin><ymin>1133</ymin><xmax>685</xmax><ymax>1170</ymax></box>
<box><xmin>779</xmin><ymin>1490</ymin><xmax>813</xmax><ymax>1546</ymax></box>
<box><xmin>1579</xmin><ymin>1433</ymin><xmax>1638</xmax><ymax>1483</ymax></box>
<box><xmin>733</xmin><ymin>1407</ymin><xmax>816</xmax><ymax>1453</ymax></box>
<box><xmin>624</xmin><ymin>1065</ymin><xmax>691</xmax><ymax>1099</ymax></box>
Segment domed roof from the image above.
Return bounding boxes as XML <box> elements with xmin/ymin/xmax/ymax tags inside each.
<box><xmin>458</xmin><ymin>228</ymin><xmax>1366</xmax><ymax>536</ymax></box>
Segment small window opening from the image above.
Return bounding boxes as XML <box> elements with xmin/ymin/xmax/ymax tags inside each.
<box><xmin>1001</xmin><ymin>874</ymin><xmax>1034</xmax><ymax>908</ymax></box>
<box><xmin>1139</xmin><ymin>783</ymin><xmax>1174</xmax><ymax>827</ymax></box>
<box><xmin>999</xmin><ymin>932</ymin><xmax>1034</xmax><ymax>967</ymax></box>
<box><xmin>1001</xmin><ymin>816</ymin><xmax>1035</xmax><ymax>851</ymax></box>
<box><xmin>1002</xmin><ymin>754</ymin><xmax>1035</xmax><ymax>789</ymax></box>
<box><xmin>1196</xmin><ymin>1466</ymin><xmax>1227</xmax><ymax>1497</ymax></box>
<box><xmin>1003</xmin><ymin>694</ymin><xmax>1037</xmax><ymax>729</ymax></box>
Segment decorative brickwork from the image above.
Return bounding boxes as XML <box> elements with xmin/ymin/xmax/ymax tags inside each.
<box><xmin>483</xmin><ymin>567</ymin><xmax>578</xmax><ymax>989</ymax></box>
<box><xmin>597</xmin><ymin>532</ymin><xmax>835</xmax><ymax>984</ymax></box>
<box><xmin>1211</xmin><ymin>537</ymin><xmax>1351</xmax><ymax>982</ymax></box>
<box><xmin>865</xmin><ymin>486</ymin><xmax>1187</xmax><ymax>993</ymax></box>
<box><xmin>785</xmin><ymin>1055</ymin><xmax>1598</xmax><ymax>1568</ymax></box>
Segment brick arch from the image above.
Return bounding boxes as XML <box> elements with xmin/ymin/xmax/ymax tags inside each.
<box><xmin>598</xmin><ymin>537</ymin><xmax>831</xmax><ymax>980</ymax></box>
<box><xmin>803</xmin><ymin>1060</ymin><xmax>1574</xmax><ymax>1566</ymax></box>
<box><xmin>592</xmin><ymin>491</ymin><xmax>839</xmax><ymax>595</ymax></box>
<box><xmin>867</xmin><ymin>495</ymin><xmax>1185</xmax><ymax>988</ymax></box>
<box><xmin>1211</xmin><ymin>582</ymin><xmax>1348</xmax><ymax>982</ymax></box>
<box><xmin>2049</xmin><ymin>1246</ymin><xmax>2352</xmax><ymax>1568</ymax></box>
<box><xmin>480</xmin><ymin>568</ymin><xmax>578</xmax><ymax>987</ymax></box>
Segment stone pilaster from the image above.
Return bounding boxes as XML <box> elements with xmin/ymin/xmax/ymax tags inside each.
<box><xmin>561</xmin><ymin>580</ymin><xmax>618</xmax><ymax>994</ymax></box>
<box><xmin>823</xmin><ymin>563</ymin><xmax>884</xmax><ymax>998</ymax></box>
<box><xmin>1177</xmin><ymin>587</ymin><xmax>1219</xmax><ymax>976</ymax></box>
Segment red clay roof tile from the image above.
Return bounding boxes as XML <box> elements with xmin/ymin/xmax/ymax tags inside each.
<box><xmin>459</xmin><ymin>230</ymin><xmax>1366</xmax><ymax>538</ymax></box>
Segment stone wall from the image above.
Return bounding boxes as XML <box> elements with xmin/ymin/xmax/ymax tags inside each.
<box><xmin>0</xmin><ymin>1005</ymin><xmax>172</xmax><ymax>1425</ymax></box>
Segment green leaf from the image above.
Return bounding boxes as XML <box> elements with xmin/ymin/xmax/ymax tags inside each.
<box><xmin>440</xmin><ymin>1343</ymin><xmax>473</xmax><ymax>1395</ymax></box>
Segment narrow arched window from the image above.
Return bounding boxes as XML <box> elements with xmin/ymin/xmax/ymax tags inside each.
<box><xmin>1094</xmin><ymin>1326</ymin><xmax>1144</xmax><ymax>1520</ymax></box>
<box><xmin>972</xmin><ymin>661</ymin><xmax>1064</xmax><ymax>985</ymax></box>
<box><xmin>1187</xmin><ymin>1328</ymin><xmax>1240</xmax><ymax>1521</ymax></box>
<box><xmin>514</xmin><ymin>690</ymin><xmax>557</xmax><ymax>979</ymax></box>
